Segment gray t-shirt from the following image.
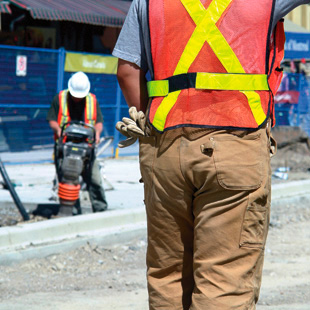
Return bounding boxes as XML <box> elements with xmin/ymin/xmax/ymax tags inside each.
<box><xmin>113</xmin><ymin>0</ymin><xmax>310</xmax><ymax>78</ymax></box>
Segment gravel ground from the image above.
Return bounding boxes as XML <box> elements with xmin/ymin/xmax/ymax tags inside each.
<box><xmin>0</xmin><ymin>195</ymin><xmax>310</xmax><ymax>309</ymax></box>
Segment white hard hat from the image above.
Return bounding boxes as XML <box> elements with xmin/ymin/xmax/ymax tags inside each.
<box><xmin>68</xmin><ymin>71</ymin><xmax>90</xmax><ymax>98</ymax></box>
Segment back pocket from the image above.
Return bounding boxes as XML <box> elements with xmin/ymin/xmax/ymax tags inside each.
<box><xmin>212</xmin><ymin>132</ymin><xmax>263</xmax><ymax>190</ymax></box>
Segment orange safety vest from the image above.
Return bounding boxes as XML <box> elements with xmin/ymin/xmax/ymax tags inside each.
<box><xmin>147</xmin><ymin>0</ymin><xmax>285</xmax><ymax>132</ymax></box>
<box><xmin>57</xmin><ymin>89</ymin><xmax>97</xmax><ymax>129</ymax></box>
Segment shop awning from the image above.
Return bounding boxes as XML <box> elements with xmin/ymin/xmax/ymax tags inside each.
<box><xmin>8</xmin><ymin>0</ymin><xmax>131</xmax><ymax>27</ymax></box>
<box><xmin>0</xmin><ymin>1</ymin><xmax>12</xmax><ymax>13</ymax></box>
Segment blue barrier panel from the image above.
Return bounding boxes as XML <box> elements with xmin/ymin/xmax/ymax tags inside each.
<box><xmin>275</xmin><ymin>72</ymin><xmax>310</xmax><ymax>136</ymax></box>
<box><xmin>0</xmin><ymin>45</ymin><xmax>60</xmax><ymax>152</ymax></box>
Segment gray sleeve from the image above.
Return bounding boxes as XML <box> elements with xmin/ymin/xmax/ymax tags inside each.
<box><xmin>273</xmin><ymin>0</ymin><xmax>310</xmax><ymax>28</ymax></box>
<box><xmin>112</xmin><ymin>0</ymin><xmax>152</xmax><ymax>75</ymax></box>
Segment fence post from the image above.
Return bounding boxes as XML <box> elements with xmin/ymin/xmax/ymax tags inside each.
<box><xmin>57</xmin><ymin>47</ymin><xmax>66</xmax><ymax>93</ymax></box>
<box><xmin>113</xmin><ymin>82</ymin><xmax>122</xmax><ymax>158</ymax></box>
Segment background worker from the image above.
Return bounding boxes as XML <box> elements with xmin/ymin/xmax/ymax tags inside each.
<box><xmin>113</xmin><ymin>0</ymin><xmax>310</xmax><ymax>309</ymax></box>
<box><xmin>47</xmin><ymin>71</ymin><xmax>108</xmax><ymax>213</ymax></box>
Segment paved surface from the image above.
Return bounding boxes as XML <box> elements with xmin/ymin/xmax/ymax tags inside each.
<box><xmin>0</xmin><ymin>156</ymin><xmax>143</xmax><ymax>210</ymax></box>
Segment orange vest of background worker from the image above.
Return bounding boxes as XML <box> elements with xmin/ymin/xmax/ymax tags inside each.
<box><xmin>147</xmin><ymin>0</ymin><xmax>285</xmax><ymax>132</ymax></box>
<box><xmin>57</xmin><ymin>89</ymin><xmax>97</xmax><ymax>133</ymax></box>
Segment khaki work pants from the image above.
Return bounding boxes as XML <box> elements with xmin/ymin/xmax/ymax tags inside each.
<box><xmin>139</xmin><ymin>125</ymin><xmax>273</xmax><ymax>310</ymax></box>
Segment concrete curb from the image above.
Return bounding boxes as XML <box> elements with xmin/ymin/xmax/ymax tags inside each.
<box><xmin>0</xmin><ymin>179</ymin><xmax>310</xmax><ymax>264</ymax></box>
<box><xmin>0</xmin><ymin>208</ymin><xmax>146</xmax><ymax>253</ymax></box>
<box><xmin>271</xmin><ymin>179</ymin><xmax>310</xmax><ymax>199</ymax></box>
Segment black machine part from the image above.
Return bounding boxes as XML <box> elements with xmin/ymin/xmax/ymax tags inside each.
<box><xmin>0</xmin><ymin>157</ymin><xmax>29</xmax><ymax>221</ymax></box>
<box><xmin>56</xmin><ymin>121</ymin><xmax>96</xmax><ymax>186</ymax></box>
<box><xmin>62</xmin><ymin>123</ymin><xmax>95</xmax><ymax>144</ymax></box>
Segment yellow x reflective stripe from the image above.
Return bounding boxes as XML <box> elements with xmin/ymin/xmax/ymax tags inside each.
<box><xmin>148</xmin><ymin>73</ymin><xmax>269</xmax><ymax>96</ymax></box>
<box><xmin>151</xmin><ymin>0</ymin><xmax>267</xmax><ymax>131</ymax></box>
<box><xmin>241</xmin><ymin>91</ymin><xmax>267</xmax><ymax>125</ymax></box>
<box><xmin>176</xmin><ymin>0</ymin><xmax>242</xmax><ymax>74</ymax></box>
<box><xmin>153</xmin><ymin>0</ymin><xmax>233</xmax><ymax>131</ymax></box>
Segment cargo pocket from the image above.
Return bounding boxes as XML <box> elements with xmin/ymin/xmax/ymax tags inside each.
<box><xmin>212</xmin><ymin>132</ymin><xmax>263</xmax><ymax>190</ymax></box>
<box><xmin>239</xmin><ymin>204</ymin><xmax>267</xmax><ymax>249</ymax></box>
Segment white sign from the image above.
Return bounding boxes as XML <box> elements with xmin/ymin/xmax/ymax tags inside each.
<box><xmin>16</xmin><ymin>55</ymin><xmax>27</xmax><ymax>76</ymax></box>
<box><xmin>284</xmin><ymin>39</ymin><xmax>310</xmax><ymax>52</ymax></box>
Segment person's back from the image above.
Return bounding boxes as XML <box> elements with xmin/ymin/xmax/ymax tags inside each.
<box><xmin>147</xmin><ymin>0</ymin><xmax>282</xmax><ymax>132</ymax></box>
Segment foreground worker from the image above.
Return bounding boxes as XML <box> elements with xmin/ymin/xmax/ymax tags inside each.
<box><xmin>47</xmin><ymin>71</ymin><xmax>108</xmax><ymax>213</ymax></box>
<box><xmin>113</xmin><ymin>0</ymin><xmax>309</xmax><ymax>309</ymax></box>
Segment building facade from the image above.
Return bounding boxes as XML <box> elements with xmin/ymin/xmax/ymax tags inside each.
<box><xmin>287</xmin><ymin>4</ymin><xmax>310</xmax><ymax>31</ymax></box>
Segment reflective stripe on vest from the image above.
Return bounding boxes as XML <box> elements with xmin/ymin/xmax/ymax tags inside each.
<box><xmin>148</xmin><ymin>0</ymin><xmax>269</xmax><ymax>132</ymax></box>
<box><xmin>84</xmin><ymin>93</ymin><xmax>97</xmax><ymax>126</ymax></box>
<box><xmin>58</xmin><ymin>90</ymin><xmax>71</xmax><ymax>128</ymax></box>
<box><xmin>148</xmin><ymin>73</ymin><xmax>269</xmax><ymax>95</ymax></box>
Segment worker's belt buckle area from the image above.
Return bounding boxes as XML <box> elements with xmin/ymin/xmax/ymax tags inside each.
<box><xmin>167</xmin><ymin>73</ymin><xmax>197</xmax><ymax>93</ymax></box>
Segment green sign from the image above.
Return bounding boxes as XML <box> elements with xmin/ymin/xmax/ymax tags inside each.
<box><xmin>65</xmin><ymin>52</ymin><xmax>118</xmax><ymax>74</ymax></box>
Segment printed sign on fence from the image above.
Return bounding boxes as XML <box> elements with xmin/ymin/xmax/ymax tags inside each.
<box><xmin>16</xmin><ymin>55</ymin><xmax>27</xmax><ymax>76</ymax></box>
<box><xmin>65</xmin><ymin>53</ymin><xmax>118</xmax><ymax>74</ymax></box>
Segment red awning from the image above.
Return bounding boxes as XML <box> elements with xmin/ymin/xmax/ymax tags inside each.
<box><xmin>0</xmin><ymin>1</ymin><xmax>12</xmax><ymax>13</ymax></box>
<box><xmin>8</xmin><ymin>0</ymin><xmax>131</xmax><ymax>27</ymax></box>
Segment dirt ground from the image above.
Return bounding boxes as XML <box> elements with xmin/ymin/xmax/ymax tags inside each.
<box><xmin>0</xmin><ymin>126</ymin><xmax>310</xmax><ymax>309</ymax></box>
<box><xmin>270</xmin><ymin>126</ymin><xmax>310</xmax><ymax>177</ymax></box>
<box><xmin>0</xmin><ymin>194</ymin><xmax>310</xmax><ymax>310</ymax></box>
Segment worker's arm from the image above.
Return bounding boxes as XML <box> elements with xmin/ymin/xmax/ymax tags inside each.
<box><xmin>94</xmin><ymin>122</ymin><xmax>103</xmax><ymax>144</ymax></box>
<box><xmin>49</xmin><ymin>120</ymin><xmax>61</xmax><ymax>139</ymax></box>
<box><xmin>116</xmin><ymin>59</ymin><xmax>149</xmax><ymax>113</ymax></box>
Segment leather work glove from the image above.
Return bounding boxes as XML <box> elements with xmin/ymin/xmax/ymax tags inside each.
<box><xmin>115</xmin><ymin>106</ymin><xmax>150</xmax><ymax>148</ymax></box>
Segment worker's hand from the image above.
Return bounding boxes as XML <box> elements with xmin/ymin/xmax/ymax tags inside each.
<box><xmin>115</xmin><ymin>107</ymin><xmax>150</xmax><ymax>148</ymax></box>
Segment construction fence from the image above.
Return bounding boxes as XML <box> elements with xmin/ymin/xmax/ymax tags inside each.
<box><xmin>274</xmin><ymin>72</ymin><xmax>310</xmax><ymax>136</ymax></box>
<box><xmin>0</xmin><ymin>44</ymin><xmax>310</xmax><ymax>156</ymax></box>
